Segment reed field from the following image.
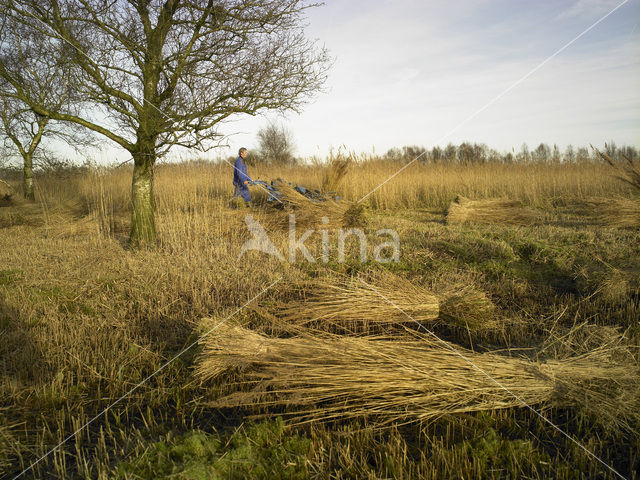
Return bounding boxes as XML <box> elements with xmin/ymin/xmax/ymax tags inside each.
<box><xmin>1</xmin><ymin>157</ymin><xmax>639</xmax><ymax>479</ymax></box>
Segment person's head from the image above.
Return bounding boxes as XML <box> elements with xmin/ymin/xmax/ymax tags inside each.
<box><xmin>239</xmin><ymin>147</ymin><xmax>247</xmax><ymax>159</ymax></box>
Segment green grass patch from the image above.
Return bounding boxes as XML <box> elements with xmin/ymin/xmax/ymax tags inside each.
<box><xmin>0</xmin><ymin>268</ymin><xmax>21</xmax><ymax>286</ymax></box>
<box><xmin>114</xmin><ymin>418</ymin><xmax>311</xmax><ymax>480</ymax></box>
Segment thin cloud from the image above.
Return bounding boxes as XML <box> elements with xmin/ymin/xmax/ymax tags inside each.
<box><xmin>556</xmin><ymin>0</ymin><xmax>625</xmax><ymax>19</ymax></box>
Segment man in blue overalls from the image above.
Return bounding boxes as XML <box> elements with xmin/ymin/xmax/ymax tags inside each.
<box><xmin>232</xmin><ymin>147</ymin><xmax>253</xmax><ymax>204</ymax></box>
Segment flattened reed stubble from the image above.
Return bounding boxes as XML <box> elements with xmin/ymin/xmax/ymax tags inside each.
<box><xmin>0</xmin><ymin>177</ymin><xmax>15</xmax><ymax>205</ymax></box>
<box><xmin>197</xmin><ymin>324</ymin><xmax>640</xmax><ymax>431</ymax></box>
<box><xmin>446</xmin><ymin>196</ymin><xmax>542</xmax><ymax>226</ymax></box>
<box><xmin>566</xmin><ymin>197</ymin><xmax>640</xmax><ymax>229</ymax></box>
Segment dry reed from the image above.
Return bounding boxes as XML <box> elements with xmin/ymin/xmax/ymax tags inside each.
<box><xmin>446</xmin><ymin>196</ymin><xmax>542</xmax><ymax>226</ymax></box>
<box><xmin>0</xmin><ymin>202</ymin><xmax>42</xmax><ymax>227</ymax></box>
<box><xmin>438</xmin><ymin>284</ymin><xmax>497</xmax><ymax>331</ymax></box>
<box><xmin>274</xmin><ymin>181</ymin><xmax>366</xmax><ymax>229</ymax></box>
<box><xmin>0</xmin><ymin>177</ymin><xmax>15</xmax><ymax>204</ymax></box>
<box><xmin>321</xmin><ymin>155</ymin><xmax>351</xmax><ymax>193</ymax></box>
<box><xmin>593</xmin><ymin>146</ymin><xmax>640</xmax><ymax>194</ymax></box>
<box><xmin>197</xmin><ymin>324</ymin><xmax>640</xmax><ymax>431</ymax></box>
<box><xmin>576</xmin><ymin>197</ymin><xmax>640</xmax><ymax>228</ymax></box>
<box><xmin>261</xmin><ymin>270</ymin><xmax>439</xmax><ymax>331</ymax></box>
<box><xmin>256</xmin><ymin>270</ymin><xmax>497</xmax><ymax>333</ymax></box>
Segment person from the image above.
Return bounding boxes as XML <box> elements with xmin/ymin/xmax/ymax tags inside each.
<box><xmin>232</xmin><ymin>147</ymin><xmax>253</xmax><ymax>204</ymax></box>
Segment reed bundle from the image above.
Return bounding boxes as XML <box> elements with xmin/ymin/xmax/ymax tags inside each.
<box><xmin>258</xmin><ymin>270</ymin><xmax>496</xmax><ymax>332</ymax></box>
<box><xmin>437</xmin><ymin>284</ymin><xmax>497</xmax><ymax>331</ymax></box>
<box><xmin>275</xmin><ymin>181</ymin><xmax>365</xmax><ymax>229</ymax></box>
<box><xmin>197</xmin><ymin>324</ymin><xmax>639</xmax><ymax>431</ymax></box>
<box><xmin>446</xmin><ymin>196</ymin><xmax>541</xmax><ymax>226</ymax></box>
<box><xmin>264</xmin><ymin>270</ymin><xmax>438</xmax><ymax>330</ymax></box>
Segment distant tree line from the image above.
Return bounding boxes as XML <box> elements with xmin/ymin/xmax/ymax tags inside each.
<box><xmin>383</xmin><ymin>142</ymin><xmax>639</xmax><ymax>165</ymax></box>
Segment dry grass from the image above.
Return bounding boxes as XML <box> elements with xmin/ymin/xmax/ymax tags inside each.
<box><xmin>0</xmin><ymin>177</ymin><xmax>15</xmax><ymax>206</ymax></box>
<box><xmin>593</xmin><ymin>146</ymin><xmax>640</xmax><ymax>194</ymax></box>
<box><xmin>1</xmin><ymin>158</ymin><xmax>639</xmax><ymax>478</ymax></box>
<box><xmin>446</xmin><ymin>196</ymin><xmax>542</xmax><ymax>226</ymax></box>
<box><xmin>197</xmin><ymin>323</ymin><xmax>639</xmax><ymax>432</ymax></box>
<box><xmin>438</xmin><ymin>284</ymin><xmax>497</xmax><ymax>331</ymax></box>
<box><xmin>321</xmin><ymin>154</ymin><xmax>351</xmax><ymax>193</ymax></box>
<box><xmin>273</xmin><ymin>180</ymin><xmax>366</xmax><ymax>229</ymax></box>
<box><xmin>256</xmin><ymin>270</ymin><xmax>498</xmax><ymax>333</ymax></box>
<box><xmin>569</xmin><ymin>197</ymin><xmax>640</xmax><ymax>229</ymax></box>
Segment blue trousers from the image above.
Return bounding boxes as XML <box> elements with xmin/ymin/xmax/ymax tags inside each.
<box><xmin>233</xmin><ymin>184</ymin><xmax>252</xmax><ymax>202</ymax></box>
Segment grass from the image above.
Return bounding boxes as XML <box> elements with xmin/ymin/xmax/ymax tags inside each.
<box><xmin>0</xmin><ymin>158</ymin><xmax>639</xmax><ymax>479</ymax></box>
<box><xmin>197</xmin><ymin>323</ymin><xmax>639</xmax><ymax>433</ymax></box>
<box><xmin>446</xmin><ymin>196</ymin><xmax>543</xmax><ymax>226</ymax></box>
<box><xmin>114</xmin><ymin>418</ymin><xmax>311</xmax><ymax>480</ymax></box>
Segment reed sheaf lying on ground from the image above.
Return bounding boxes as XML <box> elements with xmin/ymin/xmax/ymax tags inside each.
<box><xmin>274</xmin><ymin>181</ymin><xmax>366</xmax><ymax>229</ymax></box>
<box><xmin>197</xmin><ymin>324</ymin><xmax>640</xmax><ymax>432</ymax></box>
<box><xmin>446</xmin><ymin>196</ymin><xmax>543</xmax><ymax>226</ymax></box>
<box><xmin>557</xmin><ymin>197</ymin><xmax>640</xmax><ymax>229</ymax></box>
<box><xmin>255</xmin><ymin>270</ymin><xmax>496</xmax><ymax>333</ymax></box>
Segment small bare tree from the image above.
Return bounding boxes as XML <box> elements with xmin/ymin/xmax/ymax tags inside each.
<box><xmin>0</xmin><ymin>15</ymin><xmax>88</xmax><ymax>201</ymax></box>
<box><xmin>0</xmin><ymin>0</ymin><xmax>330</xmax><ymax>246</ymax></box>
<box><xmin>257</xmin><ymin>123</ymin><xmax>296</xmax><ymax>166</ymax></box>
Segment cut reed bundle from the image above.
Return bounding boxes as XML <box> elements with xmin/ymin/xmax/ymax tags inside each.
<box><xmin>438</xmin><ymin>284</ymin><xmax>497</xmax><ymax>331</ymax></box>
<box><xmin>262</xmin><ymin>270</ymin><xmax>439</xmax><ymax>331</ymax></box>
<box><xmin>275</xmin><ymin>181</ymin><xmax>365</xmax><ymax>228</ymax></box>
<box><xmin>258</xmin><ymin>270</ymin><xmax>497</xmax><ymax>333</ymax></box>
<box><xmin>446</xmin><ymin>196</ymin><xmax>541</xmax><ymax>226</ymax></box>
<box><xmin>197</xmin><ymin>324</ymin><xmax>639</xmax><ymax>431</ymax></box>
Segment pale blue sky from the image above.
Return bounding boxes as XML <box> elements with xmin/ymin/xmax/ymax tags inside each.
<box><xmin>67</xmin><ymin>0</ymin><xmax>639</xmax><ymax>163</ymax></box>
<box><xmin>219</xmin><ymin>0</ymin><xmax>639</xmax><ymax>159</ymax></box>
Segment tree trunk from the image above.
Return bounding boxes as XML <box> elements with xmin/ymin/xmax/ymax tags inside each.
<box><xmin>23</xmin><ymin>154</ymin><xmax>35</xmax><ymax>201</ymax></box>
<box><xmin>129</xmin><ymin>150</ymin><xmax>156</xmax><ymax>248</ymax></box>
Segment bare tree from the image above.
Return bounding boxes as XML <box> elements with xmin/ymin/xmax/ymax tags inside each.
<box><xmin>564</xmin><ymin>144</ymin><xmax>575</xmax><ymax>163</ymax></box>
<box><xmin>0</xmin><ymin>0</ymin><xmax>330</xmax><ymax>246</ymax></box>
<box><xmin>0</xmin><ymin>100</ymin><xmax>47</xmax><ymax>201</ymax></box>
<box><xmin>257</xmin><ymin>122</ymin><xmax>295</xmax><ymax>166</ymax></box>
<box><xmin>533</xmin><ymin>143</ymin><xmax>550</xmax><ymax>163</ymax></box>
<box><xmin>0</xmin><ymin>15</ymin><xmax>88</xmax><ymax>201</ymax></box>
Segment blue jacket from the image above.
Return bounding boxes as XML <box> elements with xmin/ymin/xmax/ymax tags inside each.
<box><xmin>233</xmin><ymin>156</ymin><xmax>252</xmax><ymax>187</ymax></box>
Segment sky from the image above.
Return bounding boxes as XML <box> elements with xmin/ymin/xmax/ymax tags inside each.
<box><xmin>49</xmin><ymin>0</ymin><xmax>639</xmax><ymax>164</ymax></box>
<box><xmin>215</xmin><ymin>0</ymin><xmax>640</xmax><ymax>160</ymax></box>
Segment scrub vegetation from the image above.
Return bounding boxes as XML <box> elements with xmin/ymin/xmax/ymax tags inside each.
<box><xmin>1</xmin><ymin>155</ymin><xmax>639</xmax><ymax>479</ymax></box>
